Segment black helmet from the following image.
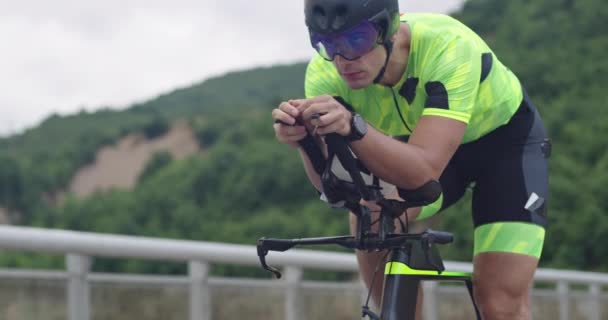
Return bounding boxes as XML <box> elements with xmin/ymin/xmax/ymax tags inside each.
<box><xmin>304</xmin><ymin>0</ymin><xmax>400</xmax><ymax>44</ymax></box>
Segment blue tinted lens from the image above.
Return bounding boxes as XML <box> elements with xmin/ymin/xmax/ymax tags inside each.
<box><xmin>311</xmin><ymin>39</ymin><xmax>336</xmax><ymax>60</ymax></box>
<box><xmin>310</xmin><ymin>21</ymin><xmax>379</xmax><ymax>61</ymax></box>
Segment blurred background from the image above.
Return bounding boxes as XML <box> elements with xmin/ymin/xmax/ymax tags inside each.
<box><xmin>0</xmin><ymin>0</ymin><xmax>606</xmax><ymax>319</ymax></box>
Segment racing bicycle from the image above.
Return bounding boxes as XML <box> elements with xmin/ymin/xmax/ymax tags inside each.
<box><xmin>257</xmin><ymin>130</ymin><xmax>481</xmax><ymax>319</ymax></box>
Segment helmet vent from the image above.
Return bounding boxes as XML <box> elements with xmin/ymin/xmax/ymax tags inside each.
<box><xmin>332</xmin><ymin>4</ymin><xmax>348</xmax><ymax>31</ymax></box>
<box><xmin>312</xmin><ymin>6</ymin><xmax>328</xmax><ymax>29</ymax></box>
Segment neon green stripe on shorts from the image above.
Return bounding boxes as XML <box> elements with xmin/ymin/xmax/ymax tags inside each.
<box><xmin>474</xmin><ymin>222</ymin><xmax>545</xmax><ymax>258</ymax></box>
<box><xmin>415</xmin><ymin>193</ymin><xmax>443</xmax><ymax>221</ymax></box>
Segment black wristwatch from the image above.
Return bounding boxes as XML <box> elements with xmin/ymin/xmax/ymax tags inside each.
<box><xmin>346</xmin><ymin>113</ymin><xmax>367</xmax><ymax>141</ymax></box>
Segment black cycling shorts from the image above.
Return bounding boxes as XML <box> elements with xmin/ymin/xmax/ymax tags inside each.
<box><xmin>437</xmin><ymin>88</ymin><xmax>551</xmax><ymax>228</ymax></box>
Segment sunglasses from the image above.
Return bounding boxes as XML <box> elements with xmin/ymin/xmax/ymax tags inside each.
<box><xmin>310</xmin><ymin>20</ymin><xmax>381</xmax><ymax>61</ymax></box>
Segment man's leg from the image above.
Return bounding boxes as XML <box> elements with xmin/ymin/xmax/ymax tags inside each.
<box><xmin>468</xmin><ymin>96</ymin><xmax>549</xmax><ymax>319</ymax></box>
<box><xmin>473</xmin><ymin>252</ymin><xmax>538</xmax><ymax>320</ymax></box>
<box><xmin>471</xmin><ymin>222</ymin><xmax>545</xmax><ymax>320</ymax></box>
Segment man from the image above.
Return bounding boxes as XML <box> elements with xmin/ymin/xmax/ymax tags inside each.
<box><xmin>272</xmin><ymin>0</ymin><xmax>550</xmax><ymax>319</ymax></box>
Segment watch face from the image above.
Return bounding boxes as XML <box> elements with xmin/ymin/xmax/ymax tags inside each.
<box><xmin>354</xmin><ymin>114</ymin><xmax>367</xmax><ymax>135</ymax></box>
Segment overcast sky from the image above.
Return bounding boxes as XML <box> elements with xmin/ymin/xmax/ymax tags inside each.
<box><xmin>0</xmin><ymin>0</ymin><xmax>464</xmax><ymax>137</ymax></box>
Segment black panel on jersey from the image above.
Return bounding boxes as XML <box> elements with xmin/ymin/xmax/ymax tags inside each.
<box><xmin>399</xmin><ymin>77</ymin><xmax>419</xmax><ymax>104</ymax></box>
<box><xmin>424</xmin><ymin>82</ymin><xmax>450</xmax><ymax>109</ymax></box>
<box><xmin>480</xmin><ymin>52</ymin><xmax>493</xmax><ymax>83</ymax></box>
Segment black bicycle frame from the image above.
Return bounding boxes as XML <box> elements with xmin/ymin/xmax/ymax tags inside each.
<box><xmin>380</xmin><ymin>244</ymin><xmax>479</xmax><ymax>320</ymax></box>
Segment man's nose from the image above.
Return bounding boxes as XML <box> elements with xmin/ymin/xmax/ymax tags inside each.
<box><xmin>334</xmin><ymin>55</ymin><xmax>349</xmax><ymax>68</ymax></box>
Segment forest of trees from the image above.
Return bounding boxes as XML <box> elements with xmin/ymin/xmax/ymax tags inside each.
<box><xmin>0</xmin><ymin>0</ymin><xmax>606</xmax><ymax>275</ymax></box>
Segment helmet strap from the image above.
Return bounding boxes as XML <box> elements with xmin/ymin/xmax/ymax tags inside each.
<box><xmin>372</xmin><ymin>41</ymin><xmax>393</xmax><ymax>84</ymax></box>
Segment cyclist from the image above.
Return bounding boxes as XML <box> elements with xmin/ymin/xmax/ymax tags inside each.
<box><xmin>272</xmin><ymin>0</ymin><xmax>550</xmax><ymax>319</ymax></box>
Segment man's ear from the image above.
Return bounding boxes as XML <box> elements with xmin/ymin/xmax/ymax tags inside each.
<box><xmin>390</xmin><ymin>25</ymin><xmax>403</xmax><ymax>42</ymax></box>
<box><xmin>391</xmin><ymin>33</ymin><xmax>398</xmax><ymax>42</ymax></box>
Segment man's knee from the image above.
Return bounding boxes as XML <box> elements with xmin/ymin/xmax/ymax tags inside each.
<box><xmin>474</xmin><ymin>281</ymin><xmax>530</xmax><ymax>319</ymax></box>
<box><xmin>472</xmin><ymin>252</ymin><xmax>537</xmax><ymax>319</ymax></box>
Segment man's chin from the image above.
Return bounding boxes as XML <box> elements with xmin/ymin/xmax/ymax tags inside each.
<box><xmin>345</xmin><ymin>79</ymin><xmax>372</xmax><ymax>90</ymax></box>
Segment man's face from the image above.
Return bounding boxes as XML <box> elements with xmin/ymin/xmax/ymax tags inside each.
<box><xmin>333</xmin><ymin>45</ymin><xmax>386</xmax><ymax>89</ymax></box>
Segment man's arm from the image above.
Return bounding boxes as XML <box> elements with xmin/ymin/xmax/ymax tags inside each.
<box><xmin>350</xmin><ymin>115</ymin><xmax>466</xmax><ymax>190</ymax></box>
<box><xmin>297</xmin><ymin>95</ymin><xmax>466</xmax><ymax>190</ymax></box>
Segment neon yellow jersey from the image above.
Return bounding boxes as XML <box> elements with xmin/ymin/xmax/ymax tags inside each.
<box><xmin>304</xmin><ymin>13</ymin><xmax>523</xmax><ymax>143</ymax></box>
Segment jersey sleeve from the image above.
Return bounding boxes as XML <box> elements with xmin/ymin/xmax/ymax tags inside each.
<box><xmin>419</xmin><ymin>35</ymin><xmax>481</xmax><ymax>124</ymax></box>
<box><xmin>304</xmin><ymin>55</ymin><xmax>345</xmax><ymax>99</ymax></box>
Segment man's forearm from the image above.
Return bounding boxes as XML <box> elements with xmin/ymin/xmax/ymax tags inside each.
<box><xmin>350</xmin><ymin>127</ymin><xmax>436</xmax><ymax>190</ymax></box>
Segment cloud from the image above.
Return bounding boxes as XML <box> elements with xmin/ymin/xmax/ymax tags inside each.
<box><xmin>0</xmin><ymin>0</ymin><xmax>463</xmax><ymax>136</ymax></box>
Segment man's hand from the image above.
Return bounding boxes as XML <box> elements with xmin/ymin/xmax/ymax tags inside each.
<box><xmin>272</xmin><ymin>100</ymin><xmax>308</xmax><ymax>148</ymax></box>
<box><xmin>293</xmin><ymin>95</ymin><xmax>353</xmax><ymax>136</ymax></box>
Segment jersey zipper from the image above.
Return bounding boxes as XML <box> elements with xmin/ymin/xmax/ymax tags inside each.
<box><xmin>390</xmin><ymin>88</ymin><xmax>413</xmax><ymax>134</ymax></box>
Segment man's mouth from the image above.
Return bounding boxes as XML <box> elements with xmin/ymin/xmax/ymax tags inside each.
<box><xmin>342</xmin><ymin>71</ymin><xmax>364</xmax><ymax>79</ymax></box>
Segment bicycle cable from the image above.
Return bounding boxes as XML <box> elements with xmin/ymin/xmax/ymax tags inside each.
<box><xmin>398</xmin><ymin>208</ymin><xmax>410</xmax><ymax>233</ymax></box>
<box><xmin>369</xmin><ymin>209</ymin><xmax>381</xmax><ymax>227</ymax></box>
<box><xmin>363</xmin><ymin>249</ymin><xmax>392</xmax><ymax>314</ymax></box>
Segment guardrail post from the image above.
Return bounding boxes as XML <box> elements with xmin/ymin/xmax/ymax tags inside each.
<box><xmin>189</xmin><ymin>261</ymin><xmax>210</xmax><ymax>320</ymax></box>
<box><xmin>66</xmin><ymin>254</ymin><xmax>91</xmax><ymax>320</ymax></box>
<box><xmin>284</xmin><ymin>266</ymin><xmax>303</xmax><ymax>320</ymax></box>
<box><xmin>422</xmin><ymin>281</ymin><xmax>438</xmax><ymax>320</ymax></box>
<box><xmin>588</xmin><ymin>284</ymin><xmax>601</xmax><ymax>320</ymax></box>
<box><xmin>557</xmin><ymin>281</ymin><xmax>569</xmax><ymax>320</ymax></box>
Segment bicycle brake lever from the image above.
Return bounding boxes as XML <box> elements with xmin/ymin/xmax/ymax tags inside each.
<box><xmin>421</xmin><ymin>235</ymin><xmax>446</xmax><ymax>274</ymax></box>
<box><xmin>257</xmin><ymin>241</ymin><xmax>282</xmax><ymax>279</ymax></box>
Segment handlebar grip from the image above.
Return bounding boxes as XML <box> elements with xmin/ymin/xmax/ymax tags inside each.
<box><xmin>426</xmin><ymin>229</ymin><xmax>454</xmax><ymax>244</ymax></box>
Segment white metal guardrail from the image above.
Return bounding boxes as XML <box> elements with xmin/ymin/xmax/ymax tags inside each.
<box><xmin>0</xmin><ymin>225</ymin><xmax>606</xmax><ymax>320</ymax></box>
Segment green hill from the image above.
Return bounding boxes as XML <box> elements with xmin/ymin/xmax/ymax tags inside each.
<box><xmin>1</xmin><ymin>0</ymin><xmax>607</xmax><ymax>274</ymax></box>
